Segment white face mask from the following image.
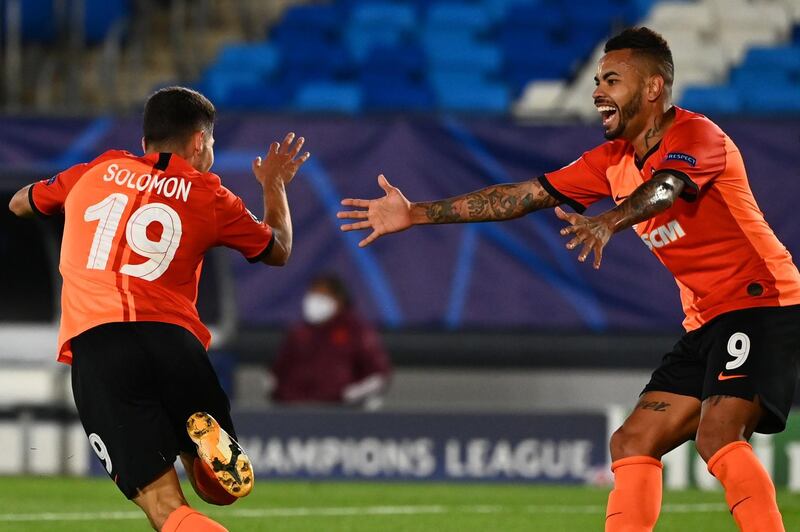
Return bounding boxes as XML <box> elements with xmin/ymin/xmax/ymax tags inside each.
<box><xmin>302</xmin><ymin>293</ymin><xmax>338</xmax><ymax>324</ymax></box>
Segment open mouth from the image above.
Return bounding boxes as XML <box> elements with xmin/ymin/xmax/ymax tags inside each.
<box><xmin>597</xmin><ymin>105</ymin><xmax>618</xmax><ymax>127</ymax></box>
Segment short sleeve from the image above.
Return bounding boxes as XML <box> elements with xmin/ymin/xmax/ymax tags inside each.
<box><xmin>29</xmin><ymin>163</ymin><xmax>88</xmax><ymax>217</ymax></box>
<box><xmin>652</xmin><ymin>117</ymin><xmax>726</xmax><ymax>202</ymax></box>
<box><xmin>214</xmin><ymin>184</ymin><xmax>274</xmax><ymax>262</ymax></box>
<box><xmin>539</xmin><ymin>143</ymin><xmax>614</xmax><ymax>213</ymax></box>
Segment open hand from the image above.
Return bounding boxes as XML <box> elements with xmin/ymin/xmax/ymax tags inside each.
<box><xmin>252</xmin><ymin>132</ymin><xmax>310</xmax><ymax>188</ymax></box>
<box><xmin>555</xmin><ymin>206</ymin><xmax>614</xmax><ymax>269</ymax></box>
<box><xmin>337</xmin><ymin>174</ymin><xmax>412</xmax><ymax>247</ymax></box>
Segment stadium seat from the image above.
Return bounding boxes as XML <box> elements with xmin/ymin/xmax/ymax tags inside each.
<box><xmin>278</xmin><ymin>3</ymin><xmax>343</xmax><ymax>35</ymax></box>
<box><xmin>427</xmin><ymin>42</ymin><xmax>503</xmax><ymax>74</ymax></box>
<box><xmin>294</xmin><ymin>82</ymin><xmax>363</xmax><ymax>114</ymax></box>
<box><xmin>212</xmin><ymin>43</ymin><xmax>280</xmax><ymax>75</ymax></box>
<box><xmin>426</xmin><ymin>3</ymin><xmax>493</xmax><ymax>34</ymax></box>
<box><xmin>741</xmin><ymin>46</ymin><xmax>800</xmax><ymax>73</ymax></box>
<box><xmin>344</xmin><ymin>26</ymin><xmax>404</xmax><ymax>61</ymax></box>
<box><xmin>223</xmin><ymin>81</ymin><xmax>289</xmax><ymax>111</ymax></box>
<box><xmin>742</xmin><ymin>87</ymin><xmax>800</xmax><ymax>114</ymax></box>
<box><xmin>363</xmin><ymin>79</ymin><xmax>435</xmax><ymax>111</ymax></box>
<box><xmin>350</xmin><ymin>2</ymin><xmax>417</xmax><ymax>32</ymax></box>
<box><xmin>679</xmin><ymin>86</ymin><xmax>743</xmax><ymax>115</ymax></box>
<box><xmin>436</xmin><ymin>82</ymin><xmax>510</xmax><ymax>113</ymax></box>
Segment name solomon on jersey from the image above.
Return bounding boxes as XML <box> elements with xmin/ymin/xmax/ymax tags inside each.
<box><xmin>102</xmin><ymin>162</ymin><xmax>192</xmax><ymax>202</ymax></box>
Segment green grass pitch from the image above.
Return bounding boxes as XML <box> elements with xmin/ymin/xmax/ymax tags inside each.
<box><xmin>1</xmin><ymin>477</ymin><xmax>799</xmax><ymax>531</ymax></box>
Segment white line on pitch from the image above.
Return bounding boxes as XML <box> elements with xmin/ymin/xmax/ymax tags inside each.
<box><xmin>0</xmin><ymin>502</ymin><xmax>731</xmax><ymax>522</ymax></box>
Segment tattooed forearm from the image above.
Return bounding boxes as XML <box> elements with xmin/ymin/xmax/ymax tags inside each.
<box><xmin>600</xmin><ymin>173</ymin><xmax>685</xmax><ymax>233</ymax></box>
<box><xmin>413</xmin><ymin>180</ymin><xmax>559</xmax><ymax>224</ymax></box>
<box><xmin>425</xmin><ymin>200</ymin><xmax>461</xmax><ymax>223</ymax></box>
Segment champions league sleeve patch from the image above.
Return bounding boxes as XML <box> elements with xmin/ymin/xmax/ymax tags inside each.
<box><xmin>664</xmin><ymin>152</ymin><xmax>697</xmax><ymax>167</ymax></box>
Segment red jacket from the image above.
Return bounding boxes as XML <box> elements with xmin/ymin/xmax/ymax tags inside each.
<box><xmin>270</xmin><ymin>309</ymin><xmax>391</xmax><ymax>403</ymax></box>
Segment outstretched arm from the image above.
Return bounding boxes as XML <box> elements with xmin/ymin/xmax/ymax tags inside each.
<box><xmin>556</xmin><ymin>172</ymin><xmax>685</xmax><ymax>269</ymax></box>
<box><xmin>252</xmin><ymin>132</ymin><xmax>310</xmax><ymax>266</ymax></box>
<box><xmin>338</xmin><ymin>175</ymin><xmax>561</xmax><ymax>247</ymax></box>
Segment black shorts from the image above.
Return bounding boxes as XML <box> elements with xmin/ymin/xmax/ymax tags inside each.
<box><xmin>643</xmin><ymin>305</ymin><xmax>800</xmax><ymax>434</ymax></box>
<box><xmin>70</xmin><ymin>321</ymin><xmax>235</xmax><ymax>499</ymax></box>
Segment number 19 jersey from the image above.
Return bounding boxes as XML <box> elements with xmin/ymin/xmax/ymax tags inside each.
<box><xmin>30</xmin><ymin>150</ymin><xmax>274</xmax><ymax>364</ymax></box>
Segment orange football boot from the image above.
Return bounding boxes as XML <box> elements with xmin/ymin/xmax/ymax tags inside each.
<box><xmin>186</xmin><ymin>412</ymin><xmax>254</xmax><ymax>498</ymax></box>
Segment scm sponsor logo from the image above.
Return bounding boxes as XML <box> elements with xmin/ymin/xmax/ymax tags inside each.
<box><xmin>641</xmin><ymin>220</ymin><xmax>686</xmax><ymax>250</ymax></box>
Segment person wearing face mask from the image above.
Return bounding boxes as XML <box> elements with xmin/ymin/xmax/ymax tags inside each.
<box><xmin>270</xmin><ymin>274</ymin><xmax>391</xmax><ymax>409</ymax></box>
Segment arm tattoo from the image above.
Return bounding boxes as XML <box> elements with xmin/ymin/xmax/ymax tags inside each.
<box><xmin>418</xmin><ymin>181</ymin><xmax>559</xmax><ymax>224</ymax></box>
<box><xmin>604</xmin><ymin>174</ymin><xmax>684</xmax><ymax>233</ymax></box>
<box><xmin>636</xmin><ymin>399</ymin><xmax>671</xmax><ymax>412</ymax></box>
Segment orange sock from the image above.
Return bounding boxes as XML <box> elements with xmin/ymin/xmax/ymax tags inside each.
<box><xmin>161</xmin><ymin>505</ymin><xmax>227</xmax><ymax>532</ymax></box>
<box><xmin>194</xmin><ymin>457</ymin><xmax>237</xmax><ymax>505</ymax></box>
<box><xmin>708</xmin><ymin>441</ymin><xmax>784</xmax><ymax>532</ymax></box>
<box><xmin>605</xmin><ymin>456</ymin><xmax>662</xmax><ymax>532</ymax></box>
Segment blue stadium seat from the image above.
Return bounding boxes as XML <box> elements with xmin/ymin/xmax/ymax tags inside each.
<box><xmin>199</xmin><ymin>70</ymin><xmax>266</xmax><ymax>104</ymax></box>
<box><xmin>503</xmin><ymin>3</ymin><xmax>565</xmax><ymax>32</ymax></box>
<box><xmin>426</xmin><ymin>3</ymin><xmax>493</xmax><ymax>33</ymax></box>
<box><xmin>742</xmin><ymin>87</ymin><xmax>800</xmax><ymax>114</ymax></box>
<box><xmin>344</xmin><ymin>26</ymin><xmax>403</xmax><ymax>62</ymax></box>
<box><xmin>213</xmin><ymin>43</ymin><xmax>280</xmax><ymax>75</ymax></box>
<box><xmin>363</xmin><ymin>79</ymin><xmax>435</xmax><ymax>111</ymax></box>
<box><xmin>730</xmin><ymin>68</ymin><xmax>794</xmax><ymax>92</ymax></box>
<box><xmin>223</xmin><ymin>82</ymin><xmax>289</xmax><ymax>111</ymax></box>
<box><xmin>278</xmin><ymin>4</ymin><xmax>343</xmax><ymax>34</ymax></box>
<box><xmin>741</xmin><ymin>46</ymin><xmax>800</xmax><ymax>73</ymax></box>
<box><xmin>428</xmin><ymin>71</ymin><xmax>489</xmax><ymax>95</ymax></box>
<box><xmin>362</xmin><ymin>45</ymin><xmax>426</xmax><ymax>76</ymax></box>
<box><xmin>294</xmin><ymin>82</ymin><xmax>363</xmax><ymax>114</ymax></box>
<box><xmin>427</xmin><ymin>42</ymin><xmax>503</xmax><ymax>74</ymax></box>
<box><xmin>350</xmin><ymin>2</ymin><xmax>417</xmax><ymax>32</ymax></box>
<box><xmin>483</xmin><ymin>0</ymin><xmax>541</xmax><ymax>21</ymax></box>
<box><xmin>436</xmin><ymin>82</ymin><xmax>510</xmax><ymax>113</ymax></box>
<box><xmin>679</xmin><ymin>86</ymin><xmax>743</xmax><ymax>115</ymax></box>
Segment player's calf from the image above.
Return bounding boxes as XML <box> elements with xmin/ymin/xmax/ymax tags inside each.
<box><xmin>186</xmin><ymin>412</ymin><xmax>254</xmax><ymax>501</ymax></box>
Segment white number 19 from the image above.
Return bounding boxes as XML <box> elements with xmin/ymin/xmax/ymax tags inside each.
<box><xmin>84</xmin><ymin>193</ymin><xmax>182</xmax><ymax>281</ymax></box>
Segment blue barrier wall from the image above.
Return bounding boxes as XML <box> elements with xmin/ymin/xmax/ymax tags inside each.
<box><xmin>1</xmin><ymin>116</ymin><xmax>798</xmax><ymax>332</ymax></box>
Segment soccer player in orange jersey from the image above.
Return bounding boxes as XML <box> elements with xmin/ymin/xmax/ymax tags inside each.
<box><xmin>338</xmin><ymin>28</ymin><xmax>799</xmax><ymax>532</ymax></box>
<box><xmin>9</xmin><ymin>87</ymin><xmax>310</xmax><ymax>531</ymax></box>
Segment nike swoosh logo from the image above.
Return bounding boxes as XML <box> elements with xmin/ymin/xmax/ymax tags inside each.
<box><xmin>614</xmin><ymin>194</ymin><xmax>629</xmax><ymax>202</ymax></box>
<box><xmin>717</xmin><ymin>372</ymin><xmax>748</xmax><ymax>381</ymax></box>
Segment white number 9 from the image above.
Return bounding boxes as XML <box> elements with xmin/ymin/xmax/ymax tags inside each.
<box><xmin>120</xmin><ymin>203</ymin><xmax>182</xmax><ymax>281</ymax></box>
<box><xmin>88</xmin><ymin>433</ymin><xmax>113</xmax><ymax>474</ymax></box>
<box><xmin>725</xmin><ymin>332</ymin><xmax>751</xmax><ymax>370</ymax></box>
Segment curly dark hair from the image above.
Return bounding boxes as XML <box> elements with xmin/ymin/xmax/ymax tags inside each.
<box><xmin>604</xmin><ymin>27</ymin><xmax>674</xmax><ymax>90</ymax></box>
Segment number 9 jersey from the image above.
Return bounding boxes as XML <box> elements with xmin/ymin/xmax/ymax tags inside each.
<box><xmin>29</xmin><ymin>150</ymin><xmax>274</xmax><ymax>364</ymax></box>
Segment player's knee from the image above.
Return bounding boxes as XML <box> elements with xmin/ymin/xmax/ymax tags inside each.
<box><xmin>610</xmin><ymin>425</ymin><xmax>660</xmax><ymax>461</ymax></box>
<box><xmin>695</xmin><ymin>426</ymin><xmax>739</xmax><ymax>463</ymax></box>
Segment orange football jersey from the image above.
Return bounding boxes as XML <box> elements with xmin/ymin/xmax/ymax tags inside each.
<box><xmin>31</xmin><ymin>150</ymin><xmax>273</xmax><ymax>363</ymax></box>
<box><xmin>541</xmin><ymin>106</ymin><xmax>800</xmax><ymax>331</ymax></box>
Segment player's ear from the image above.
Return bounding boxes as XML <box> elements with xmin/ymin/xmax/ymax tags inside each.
<box><xmin>647</xmin><ymin>75</ymin><xmax>664</xmax><ymax>102</ymax></box>
<box><xmin>191</xmin><ymin>130</ymin><xmax>205</xmax><ymax>154</ymax></box>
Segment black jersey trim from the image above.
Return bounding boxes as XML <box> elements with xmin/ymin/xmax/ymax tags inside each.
<box><xmin>635</xmin><ymin>141</ymin><xmax>662</xmax><ymax>170</ymax></box>
<box><xmin>537</xmin><ymin>175</ymin><xmax>587</xmax><ymax>214</ymax></box>
<box><xmin>28</xmin><ymin>183</ymin><xmax>50</xmax><ymax>218</ymax></box>
<box><xmin>154</xmin><ymin>152</ymin><xmax>172</xmax><ymax>171</ymax></box>
<box><xmin>246</xmin><ymin>233</ymin><xmax>276</xmax><ymax>263</ymax></box>
<box><xmin>652</xmin><ymin>169</ymin><xmax>699</xmax><ymax>203</ymax></box>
